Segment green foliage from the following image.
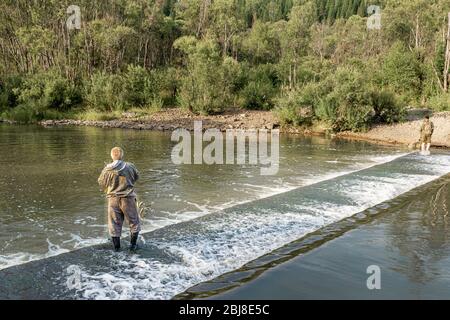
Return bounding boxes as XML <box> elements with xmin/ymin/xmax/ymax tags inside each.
<box><xmin>241</xmin><ymin>81</ymin><xmax>276</xmax><ymax>110</ymax></box>
<box><xmin>328</xmin><ymin>76</ymin><xmax>404</xmax><ymax>131</ymax></box>
<box><xmin>241</xmin><ymin>20</ymin><xmax>281</xmax><ymax>64</ymax></box>
<box><xmin>156</xmin><ymin>67</ymin><xmax>180</xmax><ymax>107</ymax></box>
<box><xmin>281</xmin><ymin>67</ymin><xmax>406</xmax><ymax>132</ymax></box>
<box><xmin>2</xmin><ymin>105</ymin><xmax>67</xmax><ymax>123</ymax></box>
<box><xmin>326</xmin><ymin>67</ymin><xmax>374</xmax><ymax>132</ymax></box>
<box><xmin>370</xmin><ymin>90</ymin><xmax>406</xmax><ymax>124</ymax></box>
<box><xmin>16</xmin><ymin>71</ymin><xmax>81</xmax><ymax>112</ymax></box>
<box><xmin>174</xmin><ymin>37</ymin><xmax>235</xmax><ymax>114</ymax></box>
<box><xmin>84</xmin><ymin>72</ymin><xmax>125</xmax><ymax>111</ymax></box>
<box><xmin>0</xmin><ymin>0</ymin><xmax>449</xmax><ymax>130</ymax></box>
<box><xmin>240</xmin><ymin>64</ymin><xmax>279</xmax><ymax>110</ymax></box>
<box><xmin>0</xmin><ymin>75</ymin><xmax>23</xmax><ymax>112</ymax></box>
<box><xmin>434</xmin><ymin>41</ymin><xmax>446</xmax><ymax>78</ymax></box>
<box><xmin>317</xmin><ymin>0</ymin><xmax>368</xmax><ymax>23</ymax></box>
<box><xmin>75</xmin><ymin>109</ymin><xmax>122</xmax><ymax>121</ymax></box>
<box><xmin>2</xmin><ymin>71</ymin><xmax>81</xmax><ymax>122</ymax></box>
<box><xmin>428</xmin><ymin>94</ymin><xmax>450</xmax><ymax>111</ymax></box>
<box><xmin>382</xmin><ymin>42</ymin><xmax>423</xmax><ymax>101</ymax></box>
<box><xmin>122</xmin><ymin>65</ymin><xmax>166</xmax><ymax>109</ymax></box>
<box><xmin>275</xmin><ymin>88</ymin><xmax>314</xmax><ymax>126</ymax></box>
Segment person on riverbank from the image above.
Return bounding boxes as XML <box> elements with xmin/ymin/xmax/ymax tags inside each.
<box><xmin>420</xmin><ymin>115</ymin><xmax>434</xmax><ymax>155</ymax></box>
<box><xmin>98</xmin><ymin>147</ymin><xmax>141</xmax><ymax>251</ymax></box>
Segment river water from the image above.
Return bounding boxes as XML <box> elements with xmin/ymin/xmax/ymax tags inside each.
<box><xmin>0</xmin><ymin>124</ymin><xmax>449</xmax><ymax>299</ymax></box>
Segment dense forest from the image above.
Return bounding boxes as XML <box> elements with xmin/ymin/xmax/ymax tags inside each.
<box><xmin>0</xmin><ymin>0</ymin><xmax>449</xmax><ymax>131</ymax></box>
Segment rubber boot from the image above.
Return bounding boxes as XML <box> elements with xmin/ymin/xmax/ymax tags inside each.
<box><xmin>129</xmin><ymin>233</ymin><xmax>139</xmax><ymax>251</ymax></box>
<box><xmin>112</xmin><ymin>237</ymin><xmax>121</xmax><ymax>252</ymax></box>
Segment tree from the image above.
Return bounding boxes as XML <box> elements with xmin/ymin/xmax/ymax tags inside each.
<box><xmin>383</xmin><ymin>41</ymin><xmax>423</xmax><ymax>100</ymax></box>
<box><xmin>278</xmin><ymin>1</ymin><xmax>317</xmax><ymax>88</ymax></box>
<box><xmin>174</xmin><ymin>36</ymin><xmax>236</xmax><ymax>114</ymax></box>
<box><xmin>209</xmin><ymin>0</ymin><xmax>245</xmax><ymax>57</ymax></box>
<box><xmin>241</xmin><ymin>20</ymin><xmax>280</xmax><ymax>64</ymax></box>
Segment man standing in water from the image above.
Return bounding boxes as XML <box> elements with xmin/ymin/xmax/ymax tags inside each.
<box><xmin>420</xmin><ymin>115</ymin><xmax>434</xmax><ymax>155</ymax></box>
<box><xmin>98</xmin><ymin>147</ymin><xmax>141</xmax><ymax>251</ymax></box>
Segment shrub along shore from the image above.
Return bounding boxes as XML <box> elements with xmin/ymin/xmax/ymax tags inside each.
<box><xmin>1</xmin><ymin>1</ymin><xmax>450</xmax><ymax>135</ymax></box>
<box><xmin>12</xmin><ymin>108</ymin><xmax>445</xmax><ymax>149</ymax></box>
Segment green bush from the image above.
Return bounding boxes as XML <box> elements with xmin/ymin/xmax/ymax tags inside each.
<box><xmin>333</xmin><ymin>103</ymin><xmax>374</xmax><ymax>132</ymax></box>
<box><xmin>0</xmin><ymin>75</ymin><xmax>23</xmax><ymax>112</ymax></box>
<box><xmin>2</xmin><ymin>105</ymin><xmax>66</xmax><ymax>123</ymax></box>
<box><xmin>1</xmin><ymin>71</ymin><xmax>81</xmax><ymax>122</ymax></box>
<box><xmin>370</xmin><ymin>90</ymin><xmax>405</xmax><ymax>123</ymax></box>
<box><xmin>75</xmin><ymin>109</ymin><xmax>122</xmax><ymax>121</ymax></box>
<box><xmin>175</xmin><ymin>37</ymin><xmax>234</xmax><ymax>114</ymax></box>
<box><xmin>16</xmin><ymin>71</ymin><xmax>81</xmax><ymax>113</ymax></box>
<box><xmin>382</xmin><ymin>42</ymin><xmax>423</xmax><ymax>101</ymax></box>
<box><xmin>272</xmin><ymin>65</ymin><xmax>406</xmax><ymax>132</ymax></box>
<box><xmin>84</xmin><ymin>72</ymin><xmax>125</xmax><ymax>111</ymax></box>
<box><xmin>428</xmin><ymin>94</ymin><xmax>450</xmax><ymax>111</ymax></box>
<box><xmin>122</xmin><ymin>65</ymin><xmax>165</xmax><ymax>108</ymax></box>
<box><xmin>122</xmin><ymin>65</ymin><xmax>153</xmax><ymax>108</ymax></box>
<box><xmin>241</xmin><ymin>80</ymin><xmax>276</xmax><ymax>110</ymax></box>
<box><xmin>315</xmin><ymin>95</ymin><xmax>338</xmax><ymax>123</ymax></box>
<box><xmin>1</xmin><ymin>105</ymin><xmax>34</xmax><ymax>123</ymax></box>
<box><xmin>156</xmin><ymin>67</ymin><xmax>180</xmax><ymax>107</ymax></box>
<box><xmin>240</xmin><ymin>64</ymin><xmax>279</xmax><ymax>110</ymax></box>
<box><xmin>274</xmin><ymin>89</ymin><xmax>314</xmax><ymax>126</ymax></box>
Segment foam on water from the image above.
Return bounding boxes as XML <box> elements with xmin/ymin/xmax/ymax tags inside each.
<box><xmin>0</xmin><ymin>152</ymin><xmax>411</xmax><ymax>271</ymax></box>
<box><xmin>98</xmin><ymin>152</ymin><xmax>411</xmax><ymax>237</ymax></box>
<box><xmin>68</xmin><ymin>153</ymin><xmax>450</xmax><ymax>300</ymax></box>
<box><xmin>0</xmin><ymin>239</ymin><xmax>70</xmax><ymax>270</ymax></box>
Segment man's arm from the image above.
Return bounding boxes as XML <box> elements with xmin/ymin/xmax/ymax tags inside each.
<box><xmin>98</xmin><ymin>168</ymin><xmax>107</xmax><ymax>190</ymax></box>
<box><xmin>133</xmin><ymin>165</ymin><xmax>140</xmax><ymax>182</ymax></box>
<box><xmin>128</xmin><ymin>163</ymin><xmax>139</xmax><ymax>183</ymax></box>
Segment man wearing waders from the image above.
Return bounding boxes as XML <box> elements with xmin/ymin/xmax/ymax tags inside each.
<box><xmin>420</xmin><ymin>115</ymin><xmax>434</xmax><ymax>155</ymax></box>
<box><xmin>98</xmin><ymin>147</ymin><xmax>141</xmax><ymax>251</ymax></box>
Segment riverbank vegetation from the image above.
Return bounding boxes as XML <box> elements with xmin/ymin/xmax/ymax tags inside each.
<box><xmin>1</xmin><ymin>0</ymin><xmax>449</xmax><ymax>131</ymax></box>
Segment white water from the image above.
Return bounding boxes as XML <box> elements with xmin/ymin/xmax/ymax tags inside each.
<box><xmin>64</xmin><ymin>153</ymin><xmax>450</xmax><ymax>300</ymax></box>
<box><xmin>0</xmin><ymin>152</ymin><xmax>408</xmax><ymax>271</ymax></box>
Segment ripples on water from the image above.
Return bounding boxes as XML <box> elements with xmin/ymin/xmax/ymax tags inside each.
<box><xmin>0</xmin><ymin>124</ymin><xmax>449</xmax><ymax>299</ymax></box>
<box><xmin>65</xmin><ymin>153</ymin><xmax>449</xmax><ymax>300</ymax></box>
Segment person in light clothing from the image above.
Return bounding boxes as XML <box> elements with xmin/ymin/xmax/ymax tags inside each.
<box><xmin>98</xmin><ymin>147</ymin><xmax>141</xmax><ymax>251</ymax></box>
<box><xmin>420</xmin><ymin>115</ymin><xmax>434</xmax><ymax>155</ymax></box>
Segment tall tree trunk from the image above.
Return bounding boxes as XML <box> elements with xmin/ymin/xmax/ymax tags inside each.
<box><xmin>289</xmin><ymin>64</ymin><xmax>292</xmax><ymax>90</ymax></box>
<box><xmin>415</xmin><ymin>14</ymin><xmax>420</xmax><ymax>49</ymax></box>
<box><xmin>197</xmin><ymin>0</ymin><xmax>211</xmax><ymax>37</ymax></box>
<box><xmin>443</xmin><ymin>13</ymin><xmax>450</xmax><ymax>92</ymax></box>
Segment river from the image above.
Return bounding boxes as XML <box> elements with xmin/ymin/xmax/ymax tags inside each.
<box><xmin>0</xmin><ymin>124</ymin><xmax>449</xmax><ymax>299</ymax></box>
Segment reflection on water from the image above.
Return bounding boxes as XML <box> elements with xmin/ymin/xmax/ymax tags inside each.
<box><xmin>188</xmin><ymin>175</ymin><xmax>450</xmax><ymax>300</ymax></box>
<box><xmin>1</xmin><ymin>150</ymin><xmax>449</xmax><ymax>300</ymax></box>
<box><xmin>0</xmin><ymin>122</ymin><xmax>449</xmax><ymax>299</ymax></box>
<box><xmin>0</xmin><ymin>124</ymin><xmax>408</xmax><ymax>269</ymax></box>
<box><xmin>387</xmin><ymin>178</ymin><xmax>450</xmax><ymax>286</ymax></box>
